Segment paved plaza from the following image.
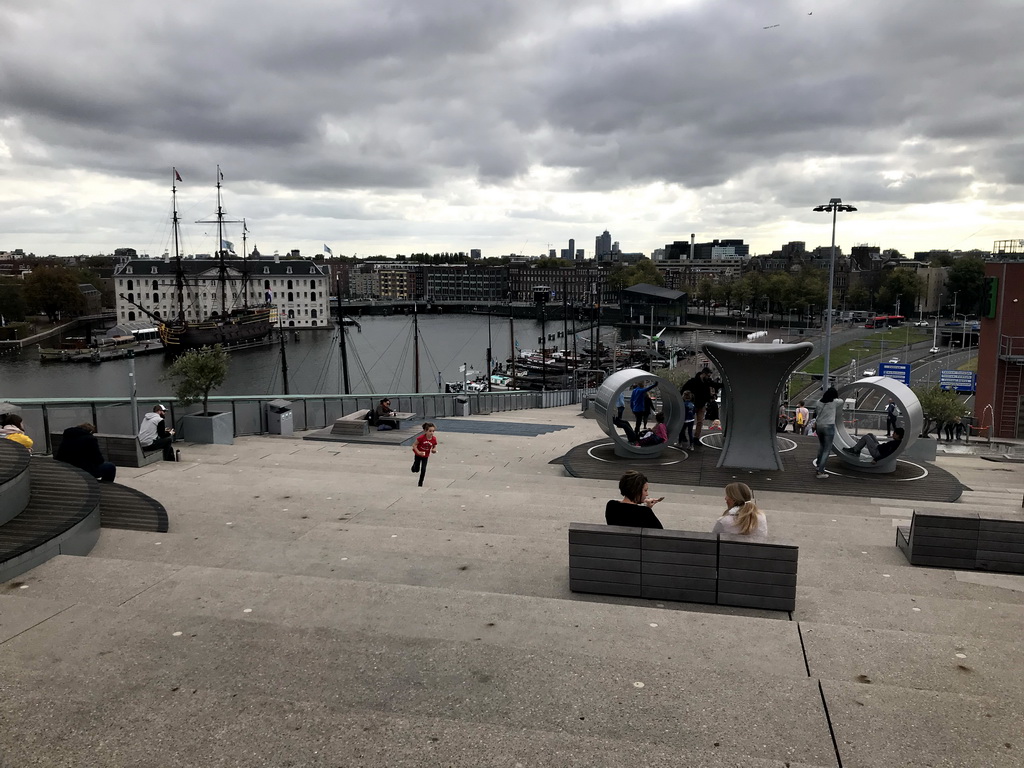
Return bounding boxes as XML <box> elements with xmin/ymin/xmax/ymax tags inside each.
<box><xmin>1</xmin><ymin>405</ymin><xmax>1022</xmax><ymax>767</ymax></box>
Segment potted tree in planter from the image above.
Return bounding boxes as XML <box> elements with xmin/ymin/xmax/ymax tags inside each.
<box><xmin>164</xmin><ymin>345</ymin><xmax>233</xmax><ymax>445</ymax></box>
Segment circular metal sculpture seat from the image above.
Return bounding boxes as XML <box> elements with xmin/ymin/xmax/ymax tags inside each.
<box><xmin>594</xmin><ymin>369</ymin><xmax>684</xmax><ymax>458</ymax></box>
<box><xmin>833</xmin><ymin>376</ymin><xmax>923</xmax><ymax>474</ymax></box>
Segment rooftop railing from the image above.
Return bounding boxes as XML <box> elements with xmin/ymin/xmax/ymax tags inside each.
<box><xmin>3</xmin><ymin>388</ymin><xmax>592</xmax><ymax>454</ymax></box>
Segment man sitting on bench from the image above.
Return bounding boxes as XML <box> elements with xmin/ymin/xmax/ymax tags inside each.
<box><xmin>844</xmin><ymin>427</ymin><xmax>903</xmax><ymax>464</ymax></box>
<box><xmin>138</xmin><ymin>404</ymin><xmax>176</xmax><ymax>461</ymax></box>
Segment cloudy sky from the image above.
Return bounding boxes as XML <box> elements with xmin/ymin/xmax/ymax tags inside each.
<box><xmin>1</xmin><ymin>0</ymin><xmax>1022</xmax><ymax>261</ymax></box>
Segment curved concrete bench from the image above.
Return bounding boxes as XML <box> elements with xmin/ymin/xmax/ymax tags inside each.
<box><xmin>593</xmin><ymin>369</ymin><xmax>684</xmax><ymax>458</ymax></box>
<box><xmin>833</xmin><ymin>376</ymin><xmax>923</xmax><ymax>474</ymax></box>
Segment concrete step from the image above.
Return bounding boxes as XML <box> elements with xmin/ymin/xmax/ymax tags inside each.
<box><xmin>0</xmin><ymin>572</ymin><xmax>835</xmax><ymax>766</ymax></box>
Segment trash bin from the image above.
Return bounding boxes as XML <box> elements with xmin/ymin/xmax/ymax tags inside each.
<box><xmin>266</xmin><ymin>398</ymin><xmax>294</xmax><ymax>436</ymax></box>
<box><xmin>455</xmin><ymin>395</ymin><xmax>470</xmax><ymax>417</ymax></box>
<box><xmin>582</xmin><ymin>395</ymin><xmax>596</xmax><ymax>413</ymax></box>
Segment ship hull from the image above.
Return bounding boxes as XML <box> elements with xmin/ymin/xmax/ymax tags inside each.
<box><xmin>159</xmin><ymin>309</ymin><xmax>274</xmax><ymax>353</ymax></box>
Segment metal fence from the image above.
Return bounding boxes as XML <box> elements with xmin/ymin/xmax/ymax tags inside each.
<box><xmin>4</xmin><ymin>388</ymin><xmax>592</xmax><ymax>454</ymax></box>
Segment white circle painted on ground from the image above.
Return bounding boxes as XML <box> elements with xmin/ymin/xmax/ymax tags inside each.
<box><xmin>586</xmin><ymin>443</ymin><xmax>686</xmax><ymax>464</ymax></box>
<box><xmin>818</xmin><ymin>458</ymin><xmax>929</xmax><ymax>482</ymax></box>
<box><xmin>699</xmin><ymin>434</ymin><xmax>796</xmax><ymax>453</ymax></box>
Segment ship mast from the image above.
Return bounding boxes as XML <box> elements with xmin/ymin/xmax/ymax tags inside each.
<box><xmin>216</xmin><ymin>166</ymin><xmax>227</xmax><ymax>316</ymax></box>
<box><xmin>171</xmin><ymin>168</ymin><xmax>185</xmax><ymax>322</ymax></box>
<box><xmin>195</xmin><ymin>166</ymin><xmax>242</xmax><ymax>318</ymax></box>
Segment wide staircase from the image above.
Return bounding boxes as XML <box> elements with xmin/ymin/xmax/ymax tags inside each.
<box><xmin>2</xmin><ymin>415</ymin><xmax>1023</xmax><ymax>766</ymax></box>
<box><xmin>0</xmin><ymin>439</ymin><xmax>169</xmax><ymax>582</ymax></box>
<box><xmin>0</xmin><ymin>439</ymin><xmax>103</xmax><ymax>580</ymax></box>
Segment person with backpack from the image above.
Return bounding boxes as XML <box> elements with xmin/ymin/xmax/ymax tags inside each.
<box><xmin>794</xmin><ymin>401</ymin><xmax>810</xmax><ymax>435</ymax></box>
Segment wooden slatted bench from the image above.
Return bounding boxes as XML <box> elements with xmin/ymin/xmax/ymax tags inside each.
<box><xmin>51</xmin><ymin>432</ymin><xmax>163</xmax><ymax>468</ymax></box>
<box><xmin>568</xmin><ymin>523</ymin><xmax>799</xmax><ymax>612</ymax></box>
<box><xmin>897</xmin><ymin>510</ymin><xmax>1024</xmax><ymax>574</ymax></box>
<box><xmin>330</xmin><ymin>410</ymin><xmax>371</xmax><ymax>437</ymax></box>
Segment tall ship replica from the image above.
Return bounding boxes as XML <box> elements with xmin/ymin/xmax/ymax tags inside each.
<box><xmin>121</xmin><ymin>167</ymin><xmax>275</xmax><ymax>354</ymax></box>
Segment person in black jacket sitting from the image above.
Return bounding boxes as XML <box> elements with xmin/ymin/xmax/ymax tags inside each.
<box><xmin>844</xmin><ymin>427</ymin><xmax>904</xmax><ymax>463</ymax></box>
<box><xmin>605</xmin><ymin>470</ymin><xmax>664</xmax><ymax>529</ymax></box>
<box><xmin>55</xmin><ymin>422</ymin><xmax>117</xmax><ymax>482</ymax></box>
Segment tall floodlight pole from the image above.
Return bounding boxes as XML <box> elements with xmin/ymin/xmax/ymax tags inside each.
<box><xmin>812</xmin><ymin>198</ymin><xmax>857</xmax><ymax>391</ymax></box>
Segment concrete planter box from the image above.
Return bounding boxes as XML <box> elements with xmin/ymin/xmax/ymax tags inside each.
<box><xmin>180</xmin><ymin>411</ymin><xmax>234</xmax><ymax>445</ymax></box>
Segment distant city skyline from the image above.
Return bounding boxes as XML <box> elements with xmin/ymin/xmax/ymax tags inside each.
<box><xmin>1</xmin><ymin>2</ymin><xmax>1022</xmax><ymax>262</ymax></box>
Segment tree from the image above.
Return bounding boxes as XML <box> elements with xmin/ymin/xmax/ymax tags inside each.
<box><xmin>22</xmin><ymin>264</ymin><xmax>86</xmax><ymax>322</ymax></box>
<box><xmin>945</xmin><ymin>256</ymin><xmax>985</xmax><ymax>314</ymax></box>
<box><xmin>163</xmin><ymin>345</ymin><xmax>230</xmax><ymax>415</ymax></box>
<box><xmin>913</xmin><ymin>384</ymin><xmax>967</xmax><ymax>438</ymax></box>
<box><xmin>0</xmin><ymin>279</ymin><xmax>27</xmax><ymax>322</ymax></box>
<box><xmin>606</xmin><ymin>259</ymin><xmax>665</xmax><ymax>292</ymax></box>
<box><xmin>877</xmin><ymin>268</ymin><xmax>923</xmax><ymax>316</ymax></box>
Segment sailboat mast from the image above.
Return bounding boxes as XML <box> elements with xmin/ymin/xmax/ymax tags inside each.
<box><xmin>509</xmin><ymin>297</ymin><xmax>517</xmax><ymax>390</ymax></box>
<box><xmin>171</xmin><ymin>168</ymin><xmax>185</xmax><ymax>321</ymax></box>
<box><xmin>279</xmin><ymin>319</ymin><xmax>290</xmax><ymax>395</ymax></box>
<box><xmin>337</xmin><ymin>275</ymin><xmax>351</xmax><ymax>394</ymax></box>
<box><xmin>216</xmin><ymin>166</ymin><xmax>227</xmax><ymax>316</ymax></box>
<box><xmin>413</xmin><ymin>300</ymin><xmax>421</xmax><ymax>393</ymax></box>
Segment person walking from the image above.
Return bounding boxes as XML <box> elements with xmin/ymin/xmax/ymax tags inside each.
<box><xmin>813</xmin><ymin>387</ymin><xmax>843</xmax><ymax>479</ymax></box>
<box><xmin>410</xmin><ymin>422</ymin><xmax>438</xmax><ymax>487</ymax></box>
<box><xmin>885</xmin><ymin>399</ymin><xmax>899</xmax><ymax>437</ymax></box>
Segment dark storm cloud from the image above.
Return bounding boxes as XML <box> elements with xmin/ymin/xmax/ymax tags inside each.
<box><xmin>1</xmin><ymin>0</ymin><xmax>1023</xmax><ymax>256</ymax></box>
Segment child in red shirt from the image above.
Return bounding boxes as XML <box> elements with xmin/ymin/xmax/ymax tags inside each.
<box><xmin>411</xmin><ymin>422</ymin><xmax>438</xmax><ymax>487</ymax></box>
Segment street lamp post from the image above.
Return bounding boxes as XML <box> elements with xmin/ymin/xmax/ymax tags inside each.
<box><xmin>812</xmin><ymin>198</ymin><xmax>858</xmax><ymax>391</ymax></box>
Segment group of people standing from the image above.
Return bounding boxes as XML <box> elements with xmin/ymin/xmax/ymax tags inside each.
<box><xmin>610</xmin><ymin>366</ymin><xmax>721</xmax><ymax>451</ymax></box>
<box><xmin>606</xmin><ymin>470</ymin><xmax>768</xmax><ymax>542</ymax></box>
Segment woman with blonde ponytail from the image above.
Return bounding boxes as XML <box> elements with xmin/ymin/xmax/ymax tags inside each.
<box><xmin>712</xmin><ymin>482</ymin><xmax>768</xmax><ymax>541</ymax></box>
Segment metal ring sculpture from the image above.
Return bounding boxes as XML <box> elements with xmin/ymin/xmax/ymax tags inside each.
<box><xmin>594</xmin><ymin>369</ymin><xmax>684</xmax><ymax>458</ymax></box>
<box><xmin>702</xmin><ymin>340</ymin><xmax>814</xmax><ymax>471</ymax></box>
<box><xmin>833</xmin><ymin>376</ymin><xmax>923</xmax><ymax>474</ymax></box>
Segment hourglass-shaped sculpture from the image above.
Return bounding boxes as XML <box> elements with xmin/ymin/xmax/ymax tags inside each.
<box><xmin>702</xmin><ymin>341</ymin><xmax>814</xmax><ymax>470</ymax></box>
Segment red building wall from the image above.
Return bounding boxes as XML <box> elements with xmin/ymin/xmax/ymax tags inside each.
<box><xmin>976</xmin><ymin>262</ymin><xmax>1024</xmax><ymax>438</ymax></box>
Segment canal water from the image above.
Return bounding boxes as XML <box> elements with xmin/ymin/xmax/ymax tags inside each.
<box><xmin>2</xmin><ymin>315</ymin><xmax>607</xmax><ymax>399</ymax></box>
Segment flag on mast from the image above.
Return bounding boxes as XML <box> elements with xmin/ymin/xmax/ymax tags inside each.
<box><xmin>323</xmin><ymin>244</ymin><xmax>333</xmax><ymax>256</ymax></box>
<box><xmin>173</xmin><ymin>168</ymin><xmax>182</xmax><ymax>182</ymax></box>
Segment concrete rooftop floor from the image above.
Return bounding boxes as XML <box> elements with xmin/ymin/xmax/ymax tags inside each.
<box><xmin>1</xmin><ymin>405</ymin><xmax>1023</xmax><ymax>767</ymax></box>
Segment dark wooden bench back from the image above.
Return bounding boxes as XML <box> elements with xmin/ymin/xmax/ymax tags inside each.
<box><xmin>568</xmin><ymin>523</ymin><xmax>798</xmax><ymax>612</ymax></box>
<box><xmin>899</xmin><ymin>510</ymin><xmax>1024</xmax><ymax>574</ymax></box>
<box><xmin>50</xmin><ymin>432</ymin><xmax>162</xmax><ymax>468</ymax></box>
